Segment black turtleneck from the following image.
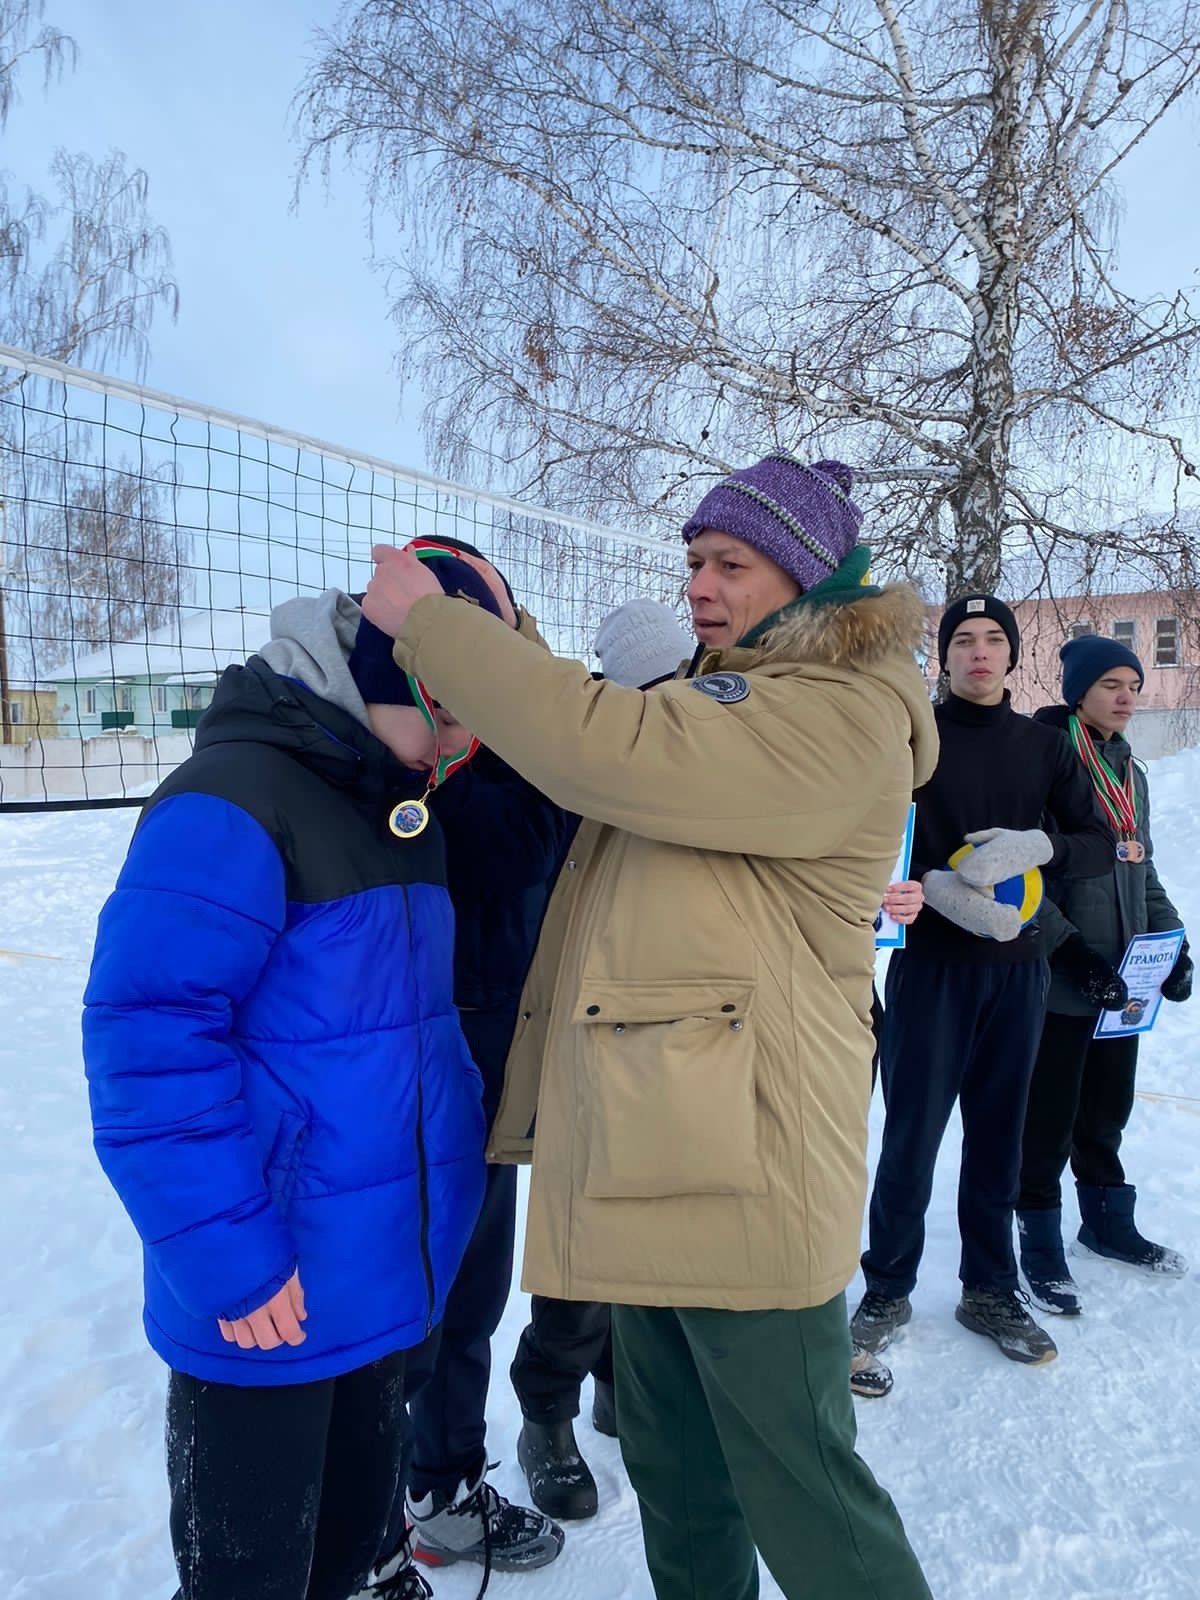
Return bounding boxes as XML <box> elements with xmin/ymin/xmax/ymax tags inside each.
<box><xmin>907</xmin><ymin>691</ymin><xmax>1114</xmax><ymax>963</ymax></box>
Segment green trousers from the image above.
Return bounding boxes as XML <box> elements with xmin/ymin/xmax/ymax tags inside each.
<box><xmin>611</xmin><ymin>1295</ymin><xmax>932</xmax><ymax>1600</ymax></box>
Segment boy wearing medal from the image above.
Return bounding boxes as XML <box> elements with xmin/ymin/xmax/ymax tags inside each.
<box><xmin>853</xmin><ymin>594</ymin><xmax>1114</xmax><ymax>1369</ymax></box>
<box><xmin>1017</xmin><ymin>635</ymin><xmax>1190</xmax><ymax>1314</ymax></box>
<box><xmin>82</xmin><ymin>562</ymin><xmax>503</xmax><ymax>1600</ymax></box>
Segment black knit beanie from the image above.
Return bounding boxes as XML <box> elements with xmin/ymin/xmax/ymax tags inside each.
<box><xmin>937</xmin><ymin>593</ymin><xmax>1020</xmax><ymax>672</ymax></box>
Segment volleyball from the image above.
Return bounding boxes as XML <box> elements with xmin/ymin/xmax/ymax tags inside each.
<box><xmin>947</xmin><ymin>841</ymin><xmax>1044</xmax><ymax>932</ymax></box>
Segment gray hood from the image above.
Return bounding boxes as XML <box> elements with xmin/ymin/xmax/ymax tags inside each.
<box><xmin>257</xmin><ymin>588</ymin><xmax>371</xmax><ymax>727</ymax></box>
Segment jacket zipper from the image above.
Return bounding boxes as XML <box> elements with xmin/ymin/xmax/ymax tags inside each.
<box><xmin>400</xmin><ymin>862</ymin><xmax>437</xmax><ymax>1338</ymax></box>
<box><xmin>414</xmin><ymin>1074</ymin><xmax>436</xmax><ymax>1338</ymax></box>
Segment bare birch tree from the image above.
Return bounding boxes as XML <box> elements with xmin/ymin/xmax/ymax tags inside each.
<box><xmin>298</xmin><ymin>0</ymin><xmax>1200</xmax><ymax>598</ymax></box>
<box><xmin>0</xmin><ymin>1</ymin><xmax>182</xmax><ymax>735</ymax></box>
<box><xmin>3</xmin><ymin>465</ymin><xmax>185</xmax><ymax>667</ymax></box>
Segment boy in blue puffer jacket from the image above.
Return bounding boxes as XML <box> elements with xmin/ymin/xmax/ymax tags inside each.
<box><xmin>82</xmin><ymin>559</ymin><xmax>503</xmax><ymax>1600</ymax></box>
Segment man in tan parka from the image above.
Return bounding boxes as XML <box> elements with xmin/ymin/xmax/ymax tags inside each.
<box><xmin>363</xmin><ymin>455</ymin><xmax>937</xmax><ymax>1600</ymax></box>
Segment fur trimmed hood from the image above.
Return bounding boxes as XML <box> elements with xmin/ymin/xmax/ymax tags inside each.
<box><xmin>703</xmin><ymin>583</ymin><xmax>928</xmax><ymax>674</ymax></box>
<box><xmin>759</xmin><ymin>582</ymin><xmax>927</xmax><ymax>668</ymax></box>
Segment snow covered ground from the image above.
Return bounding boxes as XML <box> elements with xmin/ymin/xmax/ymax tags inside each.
<box><xmin>2</xmin><ymin>751</ymin><xmax>1198</xmax><ymax>1600</ymax></box>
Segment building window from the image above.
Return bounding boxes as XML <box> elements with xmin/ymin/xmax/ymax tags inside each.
<box><xmin>114</xmin><ymin>684</ymin><xmax>133</xmax><ymax>713</ymax></box>
<box><xmin>182</xmin><ymin>683</ymin><xmax>211</xmax><ymax>711</ymax></box>
<box><xmin>150</xmin><ymin>684</ymin><xmax>168</xmax><ymax>714</ymax></box>
<box><xmin>1113</xmin><ymin>619</ymin><xmax>1136</xmax><ymax>651</ymax></box>
<box><xmin>84</xmin><ymin>688</ymin><xmax>97</xmax><ymax>716</ymax></box>
<box><xmin>1067</xmin><ymin>621</ymin><xmax>1095</xmax><ymax>641</ymax></box>
<box><xmin>1155</xmin><ymin>617</ymin><xmax>1179</xmax><ymax>668</ymax></box>
<box><xmin>7</xmin><ymin>701</ymin><xmax>22</xmax><ymax>725</ymax></box>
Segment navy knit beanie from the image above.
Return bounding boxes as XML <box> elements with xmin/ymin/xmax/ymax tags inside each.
<box><xmin>347</xmin><ymin>553</ymin><xmax>504</xmax><ymax>705</ymax></box>
<box><xmin>1060</xmin><ymin>635</ymin><xmax>1145</xmax><ymax>711</ymax></box>
<box><xmin>937</xmin><ymin>593</ymin><xmax>1020</xmax><ymax>672</ymax></box>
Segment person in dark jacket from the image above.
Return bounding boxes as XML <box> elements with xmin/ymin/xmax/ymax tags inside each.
<box><xmin>82</xmin><ymin>571</ymin><xmax>498</xmax><ymax>1600</ymax></box>
<box><xmin>337</xmin><ymin>534</ymin><xmax>567</xmax><ymax>1582</ymax></box>
<box><xmin>400</xmin><ymin>745</ymin><xmax>572</xmax><ymax>1573</ymax></box>
<box><xmin>852</xmin><ymin>594</ymin><xmax>1113</xmax><ymax>1369</ymax></box>
<box><xmin>508</xmin><ymin>599</ymin><xmax>692</xmax><ymax>1523</ymax></box>
<box><xmin>1017</xmin><ymin>635</ymin><xmax>1190</xmax><ymax>1314</ymax></box>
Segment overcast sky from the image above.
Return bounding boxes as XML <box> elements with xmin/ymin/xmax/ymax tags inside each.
<box><xmin>5</xmin><ymin>1</ymin><xmax>1198</xmax><ymax>489</ymax></box>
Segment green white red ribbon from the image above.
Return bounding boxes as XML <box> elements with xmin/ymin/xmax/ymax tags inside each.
<box><xmin>1068</xmin><ymin>713</ymin><xmax>1138</xmax><ymax>837</ymax></box>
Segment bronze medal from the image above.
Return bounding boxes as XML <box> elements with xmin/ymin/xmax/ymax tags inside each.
<box><xmin>388</xmin><ymin>798</ymin><xmax>431</xmax><ymax>839</ymax></box>
<box><xmin>1116</xmin><ymin>838</ymin><xmax>1145</xmax><ymax>864</ymax></box>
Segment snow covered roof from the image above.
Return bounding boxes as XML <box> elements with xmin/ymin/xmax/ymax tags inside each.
<box><xmin>45</xmin><ymin>608</ymin><xmax>271</xmax><ymax>684</ymax></box>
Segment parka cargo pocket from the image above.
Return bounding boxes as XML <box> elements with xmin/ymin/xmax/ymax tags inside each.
<box><xmin>574</xmin><ymin>979</ymin><xmax>765</xmax><ymax>1199</ymax></box>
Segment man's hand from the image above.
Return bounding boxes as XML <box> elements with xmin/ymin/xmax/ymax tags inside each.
<box><xmin>362</xmin><ymin>545</ymin><xmax>443</xmax><ymax>639</ymax></box>
<box><xmin>218</xmin><ymin>1269</ymin><xmax>307</xmax><ymax>1351</ymax></box>
<box><xmin>956</xmin><ymin>827</ymin><xmax>1054</xmax><ymax>888</ymax></box>
<box><xmin>881</xmin><ymin>879</ymin><xmax>923</xmax><ymax>927</ymax></box>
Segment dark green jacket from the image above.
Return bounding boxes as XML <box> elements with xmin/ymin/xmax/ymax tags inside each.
<box><xmin>1036</xmin><ymin>706</ymin><xmax>1182</xmax><ymax>1016</ymax></box>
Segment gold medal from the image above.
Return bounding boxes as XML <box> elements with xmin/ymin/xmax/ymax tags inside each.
<box><xmin>388</xmin><ymin>798</ymin><xmax>431</xmax><ymax>839</ymax></box>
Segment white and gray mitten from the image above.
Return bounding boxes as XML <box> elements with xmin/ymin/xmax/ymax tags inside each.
<box><xmin>954</xmin><ymin>827</ymin><xmax>1054</xmax><ymax>888</ymax></box>
<box><xmin>922</xmin><ymin>869</ymin><xmax>1022</xmax><ymax>942</ymax></box>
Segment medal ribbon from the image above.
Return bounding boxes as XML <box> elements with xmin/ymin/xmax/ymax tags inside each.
<box><xmin>1067</xmin><ymin>714</ymin><xmax>1138</xmax><ymax>837</ymax></box>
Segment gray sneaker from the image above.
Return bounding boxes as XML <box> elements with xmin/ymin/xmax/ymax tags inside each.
<box><xmin>850</xmin><ymin>1289</ymin><xmax>912</xmax><ymax>1354</ymax></box>
<box><xmin>408</xmin><ymin>1464</ymin><xmax>564</xmax><ymax>1574</ymax></box>
<box><xmin>955</xmin><ymin>1288</ymin><xmax>1057</xmax><ymax>1364</ymax></box>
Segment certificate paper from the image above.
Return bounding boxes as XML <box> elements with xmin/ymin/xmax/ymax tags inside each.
<box><xmin>875</xmin><ymin>803</ymin><xmax>917</xmax><ymax>950</ymax></box>
<box><xmin>1094</xmin><ymin>928</ymin><xmax>1186</xmax><ymax>1040</ymax></box>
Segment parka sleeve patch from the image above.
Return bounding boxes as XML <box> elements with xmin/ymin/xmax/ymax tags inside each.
<box><xmin>691</xmin><ymin>672</ymin><xmax>751</xmax><ymax>704</ymax></box>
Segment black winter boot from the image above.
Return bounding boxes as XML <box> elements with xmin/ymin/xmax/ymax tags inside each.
<box><xmin>1076</xmin><ymin>1183</ymin><xmax>1188</xmax><ymax>1276</ymax></box>
<box><xmin>517</xmin><ymin>1419</ymin><xmax>599</xmax><ymax>1521</ymax></box>
<box><xmin>1017</xmin><ymin>1207</ymin><xmax>1082</xmax><ymax>1316</ymax></box>
<box><xmin>849</xmin><ymin>1289</ymin><xmax>912</xmax><ymax>1354</ymax></box>
<box><xmin>955</xmin><ymin>1288</ymin><xmax>1057</xmax><ymax>1364</ymax></box>
<box><xmin>591</xmin><ymin>1378</ymin><xmax>617</xmax><ymax>1438</ymax></box>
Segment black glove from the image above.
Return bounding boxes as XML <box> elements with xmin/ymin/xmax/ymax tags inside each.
<box><xmin>1162</xmin><ymin>940</ymin><xmax>1192</xmax><ymax>1004</ymax></box>
<box><xmin>1051</xmin><ymin>933</ymin><xmax>1129</xmax><ymax>1011</ymax></box>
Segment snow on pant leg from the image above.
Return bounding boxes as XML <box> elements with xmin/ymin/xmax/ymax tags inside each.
<box><xmin>405</xmin><ymin>1159</ymin><xmax>517</xmax><ymax>1500</ymax></box>
<box><xmin>677</xmin><ymin>1298</ymin><xmax>933</xmax><ymax>1600</ymax></box>
<box><xmin>1018</xmin><ymin>1011</ymin><xmax>1094</xmax><ymax>1210</ymax></box>
<box><xmin>957</xmin><ymin>959</ymin><xmax>1049</xmax><ymax>1292</ymax></box>
<box><xmin>306</xmin><ymin>1352</ymin><xmax>409</xmax><ymax>1600</ymax></box>
<box><xmin>166</xmin><ymin>1367</ymin><xmax>336</xmax><ymax>1600</ymax></box>
<box><xmin>861</xmin><ymin>953</ymin><xmax>978</xmax><ymax>1297</ymax></box>
<box><xmin>1070</xmin><ymin>1035</ymin><xmax>1139</xmax><ymax>1189</ymax></box>
<box><xmin>611</xmin><ymin>1303</ymin><xmax>759</xmax><ymax>1600</ymax></box>
<box><xmin>511</xmin><ymin>1295</ymin><xmax>614</xmax><ymax>1422</ymax></box>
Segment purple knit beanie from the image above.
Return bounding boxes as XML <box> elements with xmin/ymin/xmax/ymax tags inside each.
<box><xmin>681</xmin><ymin>453</ymin><xmax>863</xmax><ymax>592</ymax></box>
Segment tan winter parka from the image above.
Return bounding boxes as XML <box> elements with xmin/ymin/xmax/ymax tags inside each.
<box><xmin>393</xmin><ymin>585</ymin><xmax>938</xmax><ymax>1311</ymax></box>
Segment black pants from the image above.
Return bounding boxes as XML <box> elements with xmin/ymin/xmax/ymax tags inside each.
<box><xmin>166</xmin><ymin>1353</ymin><xmax>406</xmax><ymax>1600</ymax></box>
<box><xmin>405</xmin><ymin>1004</ymin><xmax>518</xmax><ymax>1501</ymax></box>
<box><xmin>870</xmin><ymin>985</ymin><xmax>884</xmax><ymax>1091</ymax></box>
<box><xmin>1019</xmin><ymin>1011</ymin><xmax>1139</xmax><ymax>1208</ymax></box>
<box><xmin>405</xmin><ymin>1158</ymin><xmax>517</xmax><ymax>1499</ymax></box>
<box><xmin>862</xmin><ymin>952</ymin><xmax>1048</xmax><ymax>1297</ymax></box>
<box><xmin>511</xmin><ymin>1294</ymin><xmax>614</xmax><ymax>1423</ymax></box>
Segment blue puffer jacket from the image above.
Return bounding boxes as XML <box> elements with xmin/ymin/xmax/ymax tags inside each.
<box><xmin>83</xmin><ymin>651</ymin><xmax>486</xmax><ymax>1385</ymax></box>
